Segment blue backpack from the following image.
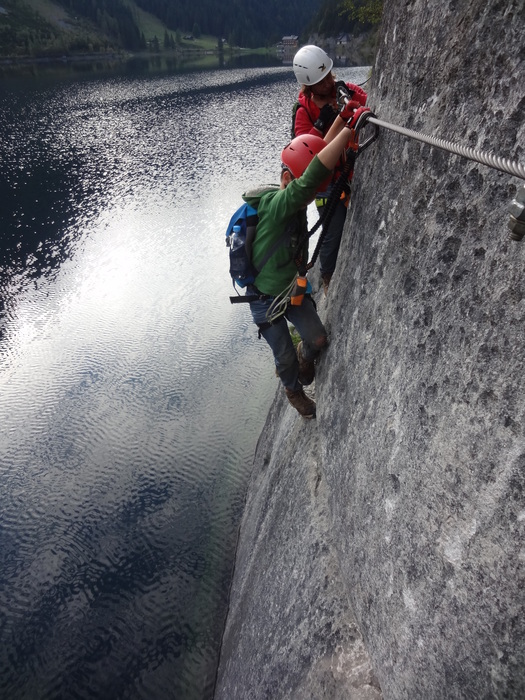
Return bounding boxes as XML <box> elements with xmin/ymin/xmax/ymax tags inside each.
<box><xmin>225</xmin><ymin>186</ymin><xmax>283</xmax><ymax>303</ymax></box>
<box><xmin>225</xmin><ymin>202</ymin><xmax>259</xmax><ymax>292</ymax></box>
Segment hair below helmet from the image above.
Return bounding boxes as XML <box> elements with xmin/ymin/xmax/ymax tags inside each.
<box><xmin>281</xmin><ymin>134</ymin><xmax>326</xmax><ymax>179</ymax></box>
<box><xmin>293</xmin><ymin>45</ymin><xmax>334</xmax><ymax>86</ymax></box>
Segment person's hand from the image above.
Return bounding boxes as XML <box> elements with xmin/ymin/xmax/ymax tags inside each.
<box><xmin>345</xmin><ymin>106</ymin><xmax>372</xmax><ymax>130</ymax></box>
<box><xmin>313</xmin><ymin>103</ymin><xmax>338</xmax><ymax>132</ymax></box>
<box><xmin>339</xmin><ymin>99</ymin><xmax>361</xmax><ymax>121</ymax></box>
<box><xmin>335</xmin><ymin>80</ymin><xmax>354</xmax><ymax>99</ymax></box>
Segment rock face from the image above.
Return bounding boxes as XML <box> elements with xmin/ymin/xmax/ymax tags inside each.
<box><xmin>215</xmin><ymin>0</ymin><xmax>525</xmax><ymax>698</ymax></box>
<box><xmin>309</xmin><ymin>30</ymin><xmax>379</xmax><ymax>67</ymax></box>
<box><xmin>215</xmin><ymin>390</ymin><xmax>383</xmax><ymax>699</ymax></box>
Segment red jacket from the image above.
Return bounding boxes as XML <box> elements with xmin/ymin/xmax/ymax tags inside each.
<box><xmin>293</xmin><ymin>83</ymin><xmax>367</xmax><ymax>138</ymax></box>
<box><xmin>293</xmin><ymin>82</ymin><xmax>367</xmax><ymax>192</ymax></box>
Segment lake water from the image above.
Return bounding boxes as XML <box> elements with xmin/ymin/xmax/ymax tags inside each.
<box><xmin>0</xmin><ymin>59</ymin><xmax>370</xmax><ymax>699</ymax></box>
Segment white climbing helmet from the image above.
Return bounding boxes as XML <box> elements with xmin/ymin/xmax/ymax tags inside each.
<box><xmin>293</xmin><ymin>45</ymin><xmax>334</xmax><ymax>86</ymax></box>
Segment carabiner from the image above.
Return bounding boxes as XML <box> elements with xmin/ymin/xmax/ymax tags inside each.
<box><xmin>353</xmin><ymin>109</ymin><xmax>380</xmax><ymax>153</ymax></box>
<box><xmin>358</xmin><ymin>122</ymin><xmax>380</xmax><ymax>153</ymax></box>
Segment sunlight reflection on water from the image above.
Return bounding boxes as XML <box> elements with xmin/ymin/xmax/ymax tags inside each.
<box><xmin>0</xmin><ymin>64</ymin><xmax>370</xmax><ymax>699</ymax></box>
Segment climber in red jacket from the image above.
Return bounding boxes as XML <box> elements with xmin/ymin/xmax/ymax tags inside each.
<box><xmin>292</xmin><ymin>44</ymin><xmax>368</xmax><ymax>293</ymax></box>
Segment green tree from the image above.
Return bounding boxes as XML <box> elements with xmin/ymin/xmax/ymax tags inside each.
<box><xmin>192</xmin><ymin>23</ymin><xmax>201</xmax><ymax>38</ymax></box>
<box><xmin>340</xmin><ymin>0</ymin><xmax>383</xmax><ymax>24</ymax></box>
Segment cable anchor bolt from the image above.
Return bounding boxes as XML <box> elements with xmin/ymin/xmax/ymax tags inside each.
<box><xmin>508</xmin><ymin>184</ymin><xmax>525</xmax><ymax>241</ymax></box>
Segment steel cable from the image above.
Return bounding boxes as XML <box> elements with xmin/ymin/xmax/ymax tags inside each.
<box><xmin>367</xmin><ymin>116</ymin><xmax>525</xmax><ymax>181</ymax></box>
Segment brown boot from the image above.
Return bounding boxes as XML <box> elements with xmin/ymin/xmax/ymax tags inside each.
<box><xmin>296</xmin><ymin>341</ymin><xmax>315</xmax><ymax>386</ymax></box>
<box><xmin>285</xmin><ymin>387</ymin><xmax>316</xmax><ymax>418</ymax></box>
<box><xmin>321</xmin><ymin>272</ymin><xmax>332</xmax><ymax>295</ymax></box>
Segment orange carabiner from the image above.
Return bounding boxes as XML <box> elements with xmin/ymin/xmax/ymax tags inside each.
<box><xmin>346</xmin><ymin>128</ymin><xmax>359</xmax><ymax>153</ymax></box>
<box><xmin>290</xmin><ymin>276</ymin><xmax>307</xmax><ymax>306</ymax></box>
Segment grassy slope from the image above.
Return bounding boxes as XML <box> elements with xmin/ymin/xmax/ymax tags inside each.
<box><xmin>0</xmin><ymin>0</ymin><xmax>113</xmax><ymax>55</ymax></box>
<box><xmin>121</xmin><ymin>0</ymin><xmax>219</xmax><ymax>49</ymax></box>
<box><xmin>24</xmin><ymin>0</ymin><xmax>105</xmax><ymax>40</ymax></box>
<box><xmin>24</xmin><ymin>0</ymin><xmax>73</xmax><ymax>27</ymax></box>
<box><xmin>122</xmin><ymin>0</ymin><xmax>168</xmax><ymax>42</ymax></box>
<box><xmin>8</xmin><ymin>0</ymin><xmax>223</xmax><ymax>54</ymax></box>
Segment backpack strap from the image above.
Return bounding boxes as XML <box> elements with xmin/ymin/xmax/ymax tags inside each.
<box><xmin>244</xmin><ymin>215</ymin><xmax>258</xmax><ymax>261</ymax></box>
<box><xmin>229</xmin><ymin>225</ymin><xmax>293</xmax><ymax>304</ymax></box>
<box><xmin>254</xmin><ymin>225</ymin><xmax>291</xmax><ymax>273</ymax></box>
<box><xmin>291</xmin><ymin>101</ymin><xmax>315</xmax><ymax>138</ymax></box>
<box><xmin>230</xmin><ymin>293</ymin><xmax>261</xmax><ymax>304</ymax></box>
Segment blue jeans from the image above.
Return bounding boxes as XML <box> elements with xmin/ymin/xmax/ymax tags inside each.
<box><xmin>250</xmin><ymin>294</ymin><xmax>328</xmax><ymax>391</ymax></box>
<box><xmin>317</xmin><ymin>198</ymin><xmax>348</xmax><ymax>278</ymax></box>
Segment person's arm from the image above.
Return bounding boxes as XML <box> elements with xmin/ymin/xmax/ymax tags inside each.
<box><xmin>317</xmin><ymin>126</ymin><xmax>355</xmax><ymax>171</ymax></box>
<box><xmin>323</xmin><ymin>111</ymin><xmax>348</xmax><ymax>144</ymax></box>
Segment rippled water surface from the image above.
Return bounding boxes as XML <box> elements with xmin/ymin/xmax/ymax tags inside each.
<box><xmin>0</xmin><ymin>63</ymin><xmax>369</xmax><ymax>699</ymax></box>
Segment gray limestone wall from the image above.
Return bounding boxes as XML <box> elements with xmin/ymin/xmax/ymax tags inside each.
<box><xmin>215</xmin><ymin>0</ymin><xmax>525</xmax><ymax>698</ymax></box>
<box><xmin>309</xmin><ymin>30</ymin><xmax>379</xmax><ymax>67</ymax></box>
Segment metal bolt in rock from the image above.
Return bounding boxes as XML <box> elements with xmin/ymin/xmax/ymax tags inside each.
<box><xmin>509</xmin><ymin>184</ymin><xmax>525</xmax><ymax>241</ymax></box>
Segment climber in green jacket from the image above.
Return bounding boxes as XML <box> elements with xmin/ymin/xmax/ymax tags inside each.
<box><xmin>245</xmin><ymin>109</ymin><xmax>368</xmax><ymax>418</ymax></box>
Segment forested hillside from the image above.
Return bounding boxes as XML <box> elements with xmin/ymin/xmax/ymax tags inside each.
<box><xmin>305</xmin><ymin>0</ymin><xmax>378</xmax><ymax>37</ymax></box>
<box><xmin>0</xmin><ymin>0</ymin><xmax>322</xmax><ymax>58</ymax></box>
<box><xmin>133</xmin><ymin>0</ymin><xmax>320</xmax><ymax>48</ymax></box>
<box><xmin>0</xmin><ymin>0</ymin><xmax>381</xmax><ymax>61</ymax></box>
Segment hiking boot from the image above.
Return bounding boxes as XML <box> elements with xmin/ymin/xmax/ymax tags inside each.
<box><xmin>321</xmin><ymin>272</ymin><xmax>332</xmax><ymax>295</ymax></box>
<box><xmin>296</xmin><ymin>341</ymin><xmax>315</xmax><ymax>386</ymax></box>
<box><xmin>285</xmin><ymin>387</ymin><xmax>316</xmax><ymax>418</ymax></box>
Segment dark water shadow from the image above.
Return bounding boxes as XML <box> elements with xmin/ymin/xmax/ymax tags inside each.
<box><xmin>0</xmin><ymin>51</ymin><xmax>283</xmax><ymax>85</ymax></box>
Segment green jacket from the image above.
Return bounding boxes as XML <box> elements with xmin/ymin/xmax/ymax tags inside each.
<box><xmin>243</xmin><ymin>156</ymin><xmax>331</xmax><ymax>297</ymax></box>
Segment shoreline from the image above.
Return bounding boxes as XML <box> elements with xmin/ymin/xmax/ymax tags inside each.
<box><xmin>0</xmin><ymin>47</ymin><xmax>273</xmax><ymax>67</ymax></box>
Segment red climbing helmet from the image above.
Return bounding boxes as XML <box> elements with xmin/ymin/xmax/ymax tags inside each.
<box><xmin>281</xmin><ymin>134</ymin><xmax>326</xmax><ymax>179</ymax></box>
